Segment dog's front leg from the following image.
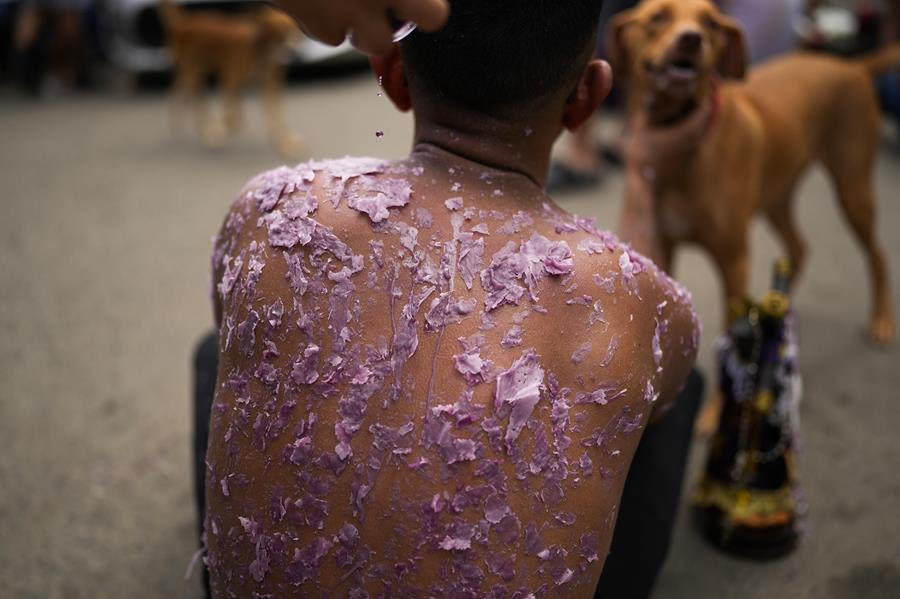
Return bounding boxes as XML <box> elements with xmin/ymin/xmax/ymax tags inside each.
<box><xmin>618</xmin><ymin>166</ymin><xmax>674</xmax><ymax>272</ymax></box>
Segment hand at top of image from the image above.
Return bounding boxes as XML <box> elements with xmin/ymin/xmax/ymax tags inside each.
<box><xmin>276</xmin><ymin>0</ymin><xmax>450</xmax><ymax>55</ymax></box>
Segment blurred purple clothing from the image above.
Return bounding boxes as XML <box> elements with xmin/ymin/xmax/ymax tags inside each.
<box><xmin>721</xmin><ymin>0</ymin><xmax>804</xmax><ymax>63</ymax></box>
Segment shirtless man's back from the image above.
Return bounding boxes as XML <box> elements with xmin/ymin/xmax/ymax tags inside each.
<box><xmin>204</xmin><ymin>2</ymin><xmax>698</xmax><ymax>597</ymax></box>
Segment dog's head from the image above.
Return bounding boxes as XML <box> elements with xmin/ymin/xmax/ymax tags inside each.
<box><xmin>608</xmin><ymin>0</ymin><xmax>746</xmax><ymax>119</ymax></box>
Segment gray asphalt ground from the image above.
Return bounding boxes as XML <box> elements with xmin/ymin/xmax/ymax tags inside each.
<box><xmin>1</xmin><ymin>73</ymin><xmax>899</xmax><ymax>599</ymax></box>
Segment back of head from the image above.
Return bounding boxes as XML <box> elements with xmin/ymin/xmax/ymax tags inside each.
<box><xmin>401</xmin><ymin>0</ymin><xmax>605</xmax><ymax>118</ymax></box>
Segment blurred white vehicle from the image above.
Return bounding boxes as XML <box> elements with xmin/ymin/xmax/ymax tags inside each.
<box><xmin>97</xmin><ymin>0</ymin><xmax>362</xmax><ymax>73</ymax></box>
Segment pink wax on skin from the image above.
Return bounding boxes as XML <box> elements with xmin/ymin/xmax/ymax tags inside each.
<box><xmin>205</xmin><ymin>155</ymin><xmax>699</xmax><ymax>597</ymax></box>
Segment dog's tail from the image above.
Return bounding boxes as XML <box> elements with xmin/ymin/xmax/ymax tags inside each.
<box><xmin>158</xmin><ymin>0</ymin><xmax>183</xmax><ymax>32</ymax></box>
<box><xmin>859</xmin><ymin>43</ymin><xmax>900</xmax><ymax>77</ymax></box>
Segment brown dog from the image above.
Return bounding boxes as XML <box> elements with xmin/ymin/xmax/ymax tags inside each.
<box><xmin>160</xmin><ymin>0</ymin><xmax>302</xmax><ymax>157</ymax></box>
<box><xmin>610</xmin><ymin>0</ymin><xmax>897</xmax><ymax>348</ymax></box>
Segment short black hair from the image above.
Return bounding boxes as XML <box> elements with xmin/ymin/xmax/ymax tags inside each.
<box><xmin>401</xmin><ymin>1</ymin><xmax>604</xmax><ymax>117</ymax></box>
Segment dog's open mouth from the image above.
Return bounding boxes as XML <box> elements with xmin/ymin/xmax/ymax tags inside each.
<box><xmin>665</xmin><ymin>57</ymin><xmax>699</xmax><ymax>80</ymax></box>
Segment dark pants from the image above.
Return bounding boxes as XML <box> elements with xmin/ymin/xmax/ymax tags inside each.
<box><xmin>192</xmin><ymin>332</ymin><xmax>703</xmax><ymax>599</ymax></box>
<box><xmin>594</xmin><ymin>369</ymin><xmax>704</xmax><ymax>599</ymax></box>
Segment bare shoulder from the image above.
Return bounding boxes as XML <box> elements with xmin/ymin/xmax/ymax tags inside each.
<box><xmin>544</xmin><ymin>214</ymin><xmax>699</xmax><ymax>418</ymax></box>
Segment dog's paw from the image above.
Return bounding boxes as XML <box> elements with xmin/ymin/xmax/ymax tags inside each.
<box><xmin>867</xmin><ymin>316</ymin><xmax>895</xmax><ymax>348</ymax></box>
<box><xmin>274</xmin><ymin>132</ymin><xmax>304</xmax><ymax>159</ymax></box>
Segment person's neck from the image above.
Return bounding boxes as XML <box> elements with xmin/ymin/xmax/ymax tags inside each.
<box><xmin>410</xmin><ymin>103</ymin><xmax>560</xmax><ymax>190</ymax></box>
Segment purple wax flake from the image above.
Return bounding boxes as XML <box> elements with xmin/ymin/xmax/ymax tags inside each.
<box><xmin>218</xmin><ymin>255</ymin><xmax>243</xmax><ymax>298</ymax></box>
<box><xmin>618</xmin><ymin>250</ymin><xmax>644</xmax><ymax>294</ymax></box>
<box><xmin>494</xmin><ymin>350</ymin><xmax>545</xmax><ymax>443</ymax></box>
<box><xmin>290</xmin><ymin>344</ymin><xmax>320</xmax><ymax>386</ymax></box>
<box><xmin>524</xmin><ymin>524</ymin><xmax>544</xmax><ymax>555</ymax></box>
<box><xmin>285</xmin><ymin>435</ymin><xmax>313</xmax><ymax>465</ymax></box>
<box><xmin>282</xmin><ymin>191</ymin><xmax>318</xmax><ymax>220</ymax></box>
<box><xmin>484</xmin><ymin>493</ymin><xmax>509</xmax><ymax>524</ymax></box>
<box><xmin>481</xmin><ymin>241</ymin><xmax>526</xmax><ymax>311</ymax></box>
<box><xmin>593</xmin><ymin>273</ymin><xmax>617</xmax><ymax>293</ymax></box>
<box><xmin>414</xmin><ymin>207</ymin><xmax>434</xmax><ymax>229</ymax></box>
<box><xmin>445</xmin><ymin>197</ymin><xmax>464</xmax><ymax>211</ymax></box>
<box><xmin>265</xmin><ymin>298</ymin><xmax>284</xmax><ymax>329</ymax></box>
<box><xmin>369</xmin><ymin>421</ymin><xmax>414</xmax><ymax>453</ymax></box>
<box><xmin>439</xmin><ymin>536</ymin><xmax>472</xmax><ymax>551</ymax></box>
<box><xmin>313</xmin><ymin>156</ymin><xmax>386</xmax><ymax>182</ymax></box>
<box><xmin>493</xmin><ymin>514</ymin><xmax>520</xmax><ymax>545</ymax></box>
<box><xmin>599</xmin><ymin>335</ymin><xmax>620</xmax><ymax>368</ymax></box>
<box><xmin>544</xmin><ymin>241</ymin><xmax>574</xmax><ymax>275</ymax></box>
<box><xmin>570</xmin><ymin>342</ymin><xmax>592</xmax><ymax>365</ymax></box>
<box><xmin>652</xmin><ymin>319</ymin><xmax>663</xmax><ymax>372</ymax></box>
<box><xmin>501</xmin><ymin>326</ymin><xmax>523</xmax><ymax>349</ymax></box>
<box><xmin>407</xmin><ymin>456</ymin><xmax>430</xmax><ymax>470</ymax></box>
<box><xmin>236</xmin><ymin>310</ymin><xmax>259</xmax><ymax>357</ymax></box>
<box><xmin>375</xmin><ymin>130</ymin><xmax>384</xmax><ymax>138</ymax></box>
<box><xmin>442</xmin><ymin>438</ymin><xmax>479</xmax><ymax>464</ymax></box>
<box><xmin>579</xmin><ymin>532</ymin><xmax>600</xmax><ymax>563</ymax></box>
<box><xmin>282</xmin><ymin>251</ymin><xmax>309</xmax><ymax>295</ymax></box>
<box><xmin>254</xmin><ymin>361</ymin><xmax>278</xmax><ymax>387</ymax></box>
<box><xmin>555</xmin><ymin>568</ymin><xmax>574</xmax><ymax>586</ymax></box>
<box><xmin>577</xmin><ymin>238</ymin><xmax>608</xmax><ymax>255</ymax></box>
<box><xmin>458</xmin><ymin>232</ymin><xmax>485</xmax><ymax>290</ymax></box>
<box><xmin>285</xmin><ymin>537</ymin><xmax>333</xmax><ymax>585</ymax></box>
<box><xmin>578</xmin><ymin>452</ymin><xmax>593</xmax><ymax>478</ymax></box>
<box><xmin>262</xmin><ymin>211</ymin><xmax>316</xmax><ymax>249</ymax></box>
<box><xmin>553</xmin><ymin>512</ymin><xmax>577</xmax><ymax>526</ymax></box>
<box><xmin>644</xmin><ymin>379</ymin><xmax>659</xmax><ymax>406</ymax></box>
<box><xmin>498</xmin><ymin>211</ymin><xmax>533</xmax><ymax>235</ymax></box>
<box><xmin>575</xmin><ymin>384</ymin><xmax>622</xmax><ymax>407</ymax></box>
<box><xmin>454</xmin><ymin>349</ymin><xmax>486</xmax><ymax>383</ymax></box>
<box><xmin>539</xmin><ymin>480</ymin><xmax>564</xmax><ymax>505</ymax></box>
<box><xmin>347</xmin><ymin>177</ymin><xmax>412</xmax><ymax>223</ymax></box>
<box><xmin>566</xmin><ymin>295</ymin><xmax>594</xmax><ymax>307</ymax></box>
<box><xmin>485</xmin><ymin>552</ymin><xmax>516</xmax><ymax>581</ymax></box>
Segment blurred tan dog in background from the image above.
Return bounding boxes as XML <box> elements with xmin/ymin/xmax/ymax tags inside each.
<box><xmin>609</xmin><ymin>0</ymin><xmax>898</xmax><ymax>430</ymax></box>
<box><xmin>160</xmin><ymin>0</ymin><xmax>302</xmax><ymax>157</ymax></box>
<box><xmin>611</xmin><ymin>0</ymin><xmax>896</xmax><ymax>343</ymax></box>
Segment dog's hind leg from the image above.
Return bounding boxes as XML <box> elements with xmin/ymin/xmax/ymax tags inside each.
<box><xmin>820</xmin><ymin>76</ymin><xmax>894</xmax><ymax>345</ymax></box>
<box><xmin>825</xmin><ymin>163</ymin><xmax>894</xmax><ymax>346</ymax></box>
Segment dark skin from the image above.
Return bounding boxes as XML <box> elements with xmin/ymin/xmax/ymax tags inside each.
<box><xmin>206</xmin><ymin>43</ymin><xmax>698</xmax><ymax>597</ymax></box>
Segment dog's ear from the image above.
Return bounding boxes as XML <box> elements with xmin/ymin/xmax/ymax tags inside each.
<box><xmin>606</xmin><ymin>10</ymin><xmax>638</xmax><ymax>85</ymax></box>
<box><xmin>712</xmin><ymin>13</ymin><xmax>747</xmax><ymax>79</ymax></box>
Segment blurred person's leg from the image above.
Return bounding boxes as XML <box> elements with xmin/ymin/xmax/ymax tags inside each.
<box><xmin>547</xmin><ymin>0</ymin><xmax>638</xmax><ymax>193</ymax></box>
<box><xmin>11</xmin><ymin>1</ymin><xmax>48</xmax><ymax>95</ymax></box>
<box><xmin>595</xmin><ymin>369</ymin><xmax>705</xmax><ymax>599</ymax></box>
<box><xmin>878</xmin><ymin>72</ymin><xmax>900</xmax><ymax>140</ymax></box>
<box><xmin>50</xmin><ymin>8</ymin><xmax>88</xmax><ymax>88</ymax></box>
<box><xmin>192</xmin><ymin>331</ymin><xmax>217</xmax><ymax>598</ymax></box>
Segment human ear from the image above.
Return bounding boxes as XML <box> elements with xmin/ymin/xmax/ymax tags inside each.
<box><xmin>369</xmin><ymin>45</ymin><xmax>411</xmax><ymax>112</ymax></box>
<box><xmin>563</xmin><ymin>59</ymin><xmax>612</xmax><ymax>131</ymax></box>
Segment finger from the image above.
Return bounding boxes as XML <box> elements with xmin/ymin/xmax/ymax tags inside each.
<box><xmin>349</xmin><ymin>8</ymin><xmax>396</xmax><ymax>56</ymax></box>
<box><xmin>390</xmin><ymin>0</ymin><xmax>449</xmax><ymax>32</ymax></box>
<box><xmin>303</xmin><ymin>19</ymin><xmax>349</xmax><ymax>46</ymax></box>
<box><xmin>276</xmin><ymin>0</ymin><xmax>352</xmax><ymax>46</ymax></box>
